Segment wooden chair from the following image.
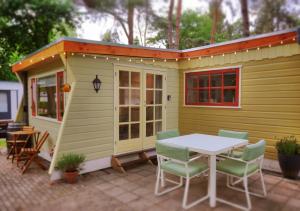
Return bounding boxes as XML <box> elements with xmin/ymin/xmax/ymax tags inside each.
<box><xmin>17</xmin><ymin>131</ymin><xmax>49</xmax><ymax>174</ymax></box>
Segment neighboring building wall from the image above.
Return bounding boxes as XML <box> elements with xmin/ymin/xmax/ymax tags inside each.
<box><xmin>179</xmin><ymin>44</ymin><xmax>300</xmax><ymax>160</ymax></box>
<box><xmin>27</xmin><ymin>61</ymin><xmax>66</xmax><ymax>156</ymax></box>
<box><xmin>51</xmin><ymin>56</ymin><xmax>179</xmax><ymax>169</ymax></box>
<box><xmin>0</xmin><ymin>81</ymin><xmax>23</xmax><ymax>120</ymax></box>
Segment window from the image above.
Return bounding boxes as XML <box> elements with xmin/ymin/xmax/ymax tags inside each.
<box><xmin>32</xmin><ymin>71</ymin><xmax>65</xmax><ymax>121</ymax></box>
<box><xmin>185</xmin><ymin>67</ymin><xmax>240</xmax><ymax>107</ymax></box>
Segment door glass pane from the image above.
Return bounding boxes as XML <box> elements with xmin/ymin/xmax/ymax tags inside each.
<box><xmin>131</xmin><ymin>123</ymin><xmax>140</xmax><ymax>139</ymax></box>
<box><xmin>155</xmin><ymin>75</ymin><xmax>162</xmax><ymax>89</ymax></box>
<box><xmin>155</xmin><ymin>121</ymin><xmax>162</xmax><ymax>133</ymax></box>
<box><xmin>210</xmin><ymin>89</ymin><xmax>222</xmax><ymax>103</ymax></box>
<box><xmin>119</xmin><ymin>107</ymin><xmax>129</xmax><ymax>122</ymax></box>
<box><xmin>224</xmin><ymin>72</ymin><xmax>236</xmax><ymax>86</ymax></box>
<box><xmin>131</xmin><ymin>72</ymin><xmax>140</xmax><ymax>87</ymax></box>
<box><xmin>131</xmin><ymin>107</ymin><xmax>139</xmax><ymax>121</ymax></box>
<box><xmin>37</xmin><ymin>75</ymin><xmax>56</xmax><ymax>118</ymax></box>
<box><xmin>211</xmin><ymin>74</ymin><xmax>222</xmax><ymax>87</ymax></box>
<box><xmin>146</xmin><ymin>122</ymin><xmax>153</xmax><ymax>137</ymax></box>
<box><xmin>146</xmin><ymin>74</ymin><xmax>154</xmax><ymax>88</ymax></box>
<box><xmin>119</xmin><ymin>71</ymin><xmax>129</xmax><ymax>87</ymax></box>
<box><xmin>199</xmin><ymin>90</ymin><xmax>208</xmax><ymax>102</ymax></box>
<box><xmin>0</xmin><ymin>93</ymin><xmax>8</xmax><ymax>112</ymax></box>
<box><xmin>155</xmin><ymin>90</ymin><xmax>162</xmax><ymax>104</ymax></box>
<box><xmin>119</xmin><ymin>89</ymin><xmax>129</xmax><ymax>105</ymax></box>
<box><xmin>119</xmin><ymin>125</ymin><xmax>129</xmax><ymax>140</ymax></box>
<box><xmin>131</xmin><ymin>89</ymin><xmax>140</xmax><ymax>105</ymax></box>
<box><xmin>146</xmin><ymin>106</ymin><xmax>153</xmax><ymax>121</ymax></box>
<box><xmin>146</xmin><ymin>90</ymin><xmax>154</xmax><ymax>104</ymax></box>
<box><xmin>224</xmin><ymin>89</ymin><xmax>236</xmax><ymax>103</ymax></box>
<box><xmin>155</xmin><ymin>106</ymin><xmax>162</xmax><ymax>120</ymax></box>
<box><xmin>199</xmin><ymin>75</ymin><xmax>209</xmax><ymax>87</ymax></box>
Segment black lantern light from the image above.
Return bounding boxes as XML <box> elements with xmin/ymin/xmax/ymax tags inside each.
<box><xmin>92</xmin><ymin>75</ymin><xmax>102</xmax><ymax>93</ymax></box>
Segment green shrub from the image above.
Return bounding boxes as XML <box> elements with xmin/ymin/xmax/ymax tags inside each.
<box><xmin>56</xmin><ymin>153</ymin><xmax>86</xmax><ymax>172</ymax></box>
<box><xmin>276</xmin><ymin>136</ymin><xmax>299</xmax><ymax>156</ymax></box>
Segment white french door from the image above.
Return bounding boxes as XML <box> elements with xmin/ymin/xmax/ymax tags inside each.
<box><xmin>114</xmin><ymin>66</ymin><xmax>166</xmax><ymax>155</ymax></box>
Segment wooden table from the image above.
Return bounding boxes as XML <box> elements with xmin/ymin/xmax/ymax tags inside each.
<box><xmin>7</xmin><ymin>130</ymin><xmax>40</xmax><ymax>162</ymax></box>
<box><xmin>159</xmin><ymin>133</ymin><xmax>248</xmax><ymax>208</ymax></box>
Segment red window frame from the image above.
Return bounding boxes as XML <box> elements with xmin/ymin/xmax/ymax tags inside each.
<box><xmin>185</xmin><ymin>68</ymin><xmax>240</xmax><ymax>107</ymax></box>
<box><xmin>56</xmin><ymin>71</ymin><xmax>64</xmax><ymax>121</ymax></box>
<box><xmin>31</xmin><ymin>78</ymin><xmax>36</xmax><ymax>116</ymax></box>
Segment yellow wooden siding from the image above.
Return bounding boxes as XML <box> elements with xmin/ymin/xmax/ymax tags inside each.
<box><xmin>27</xmin><ymin>61</ymin><xmax>65</xmax><ymax>152</ymax></box>
<box><xmin>53</xmin><ymin>56</ymin><xmax>179</xmax><ymax>161</ymax></box>
<box><xmin>179</xmin><ymin>54</ymin><xmax>300</xmax><ymax>159</ymax></box>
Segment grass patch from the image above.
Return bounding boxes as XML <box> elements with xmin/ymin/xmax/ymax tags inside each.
<box><xmin>0</xmin><ymin>139</ymin><xmax>6</xmax><ymax>149</ymax></box>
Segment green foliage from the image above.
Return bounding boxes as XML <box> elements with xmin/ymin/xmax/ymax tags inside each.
<box><xmin>0</xmin><ymin>0</ymin><xmax>76</xmax><ymax>81</ymax></box>
<box><xmin>0</xmin><ymin>139</ymin><xmax>6</xmax><ymax>149</ymax></box>
<box><xmin>276</xmin><ymin>136</ymin><xmax>299</xmax><ymax>156</ymax></box>
<box><xmin>56</xmin><ymin>153</ymin><xmax>86</xmax><ymax>172</ymax></box>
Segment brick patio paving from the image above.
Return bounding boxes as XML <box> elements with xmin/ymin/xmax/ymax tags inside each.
<box><xmin>0</xmin><ymin>153</ymin><xmax>299</xmax><ymax>211</ymax></box>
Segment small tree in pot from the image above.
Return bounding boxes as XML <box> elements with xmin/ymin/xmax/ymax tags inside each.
<box><xmin>56</xmin><ymin>153</ymin><xmax>86</xmax><ymax>183</ymax></box>
<box><xmin>276</xmin><ymin>136</ymin><xmax>300</xmax><ymax>179</ymax></box>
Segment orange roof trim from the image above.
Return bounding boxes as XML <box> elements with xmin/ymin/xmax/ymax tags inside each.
<box><xmin>12</xmin><ymin>28</ymin><xmax>299</xmax><ymax>72</ymax></box>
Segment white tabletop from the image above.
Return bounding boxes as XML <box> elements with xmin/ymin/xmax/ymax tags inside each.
<box><xmin>159</xmin><ymin>133</ymin><xmax>248</xmax><ymax>155</ymax></box>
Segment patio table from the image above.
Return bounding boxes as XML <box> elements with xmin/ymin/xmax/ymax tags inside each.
<box><xmin>159</xmin><ymin>133</ymin><xmax>248</xmax><ymax>208</ymax></box>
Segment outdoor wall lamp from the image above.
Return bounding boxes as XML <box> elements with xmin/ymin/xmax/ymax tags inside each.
<box><xmin>92</xmin><ymin>75</ymin><xmax>102</xmax><ymax>93</ymax></box>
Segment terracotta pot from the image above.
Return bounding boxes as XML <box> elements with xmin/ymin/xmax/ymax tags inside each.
<box><xmin>63</xmin><ymin>171</ymin><xmax>79</xmax><ymax>184</ymax></box>
<box><xmin>278</xmin><ymin>153</ymin><xmax>300</xmax><ymax>179</ymax></box>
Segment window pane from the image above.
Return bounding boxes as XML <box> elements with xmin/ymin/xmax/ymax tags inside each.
<box><xmin>224</xmin><ymin>72</ymin><xmax>237</xmax><ymax>86</ymax></box>
<box><xmin>37</xmin><ymin>75</ymin><xmax>56</xmax><ymax>118</ymax></box>
<box><xmin>199</xmin><ymin>75</ymin><xmax>209</xmax><ymax>87</ymax></box>
<box><xmin>131</xmin><ymin>123</ymin><xmax>139</xmax><ymax>139</ymax></box>
<box><xmin>131</xmin><ymin>107</ymin><xmax>140</xmax><ymax>122</ymax></box>
<box><xmin>119</xmin><ymin>125</ymin><xmax>129</xmax><ymax>140</ymax></box>
<box><xmin>187</xmin><ymin>89</ymin><xmax>199</xmax><ymax>104</ymax></box>
<box><xmin>146</xmin><ymin>122</ymin><xmax>153</xmax><ymax>137</ymax></box>
<box><xmin>155</xmin><ymin>106</ymin><xmax>162</xmax><ymax>120</ymax></box>
<box><xmin>155</xmin><ymin>90</ymin><xmax>162</xmax><ymax>104</ymax></box>
<box><xmin>199</xmin><ymin>90</ymin><xmax>209</xmax><ymax>102</ymax></box>
<box><xmin>211</xmin><ymin>74</ymin><xmax>222</xmax><ymax>87</ymax></box>
<box><xmin>146</xmin><ymin>90</ymin><xmax>154</xmax><ymax>104</ymax></box>
<box><xmin>131</xmin><ymin>72</ymin><xmax>140</xmax><ymax>87</ymax></box>
<box><xmin>119</xmin><ymin>71</ymin><xmax>129</xmax><ymax>87</ymax></box>
<box><xmin>119</xmin><ymin>107</ymin><xmax>129</xmax><ymax>122</ymax></box>
<box><xmin>155</xmin><ymin>121</ymin><xmax>162</xmax><ymax>133</ymax></box>
<box><xmin>224</xmin><ymin>89</ymin><xmax>236</xmax><ymax>103</ymax></box>
<box><xmin>131</xmin><ymin>89</ymin><xmax>140</xmax><ymax>105</ymax></box>
<box><xmin>155</xmin><ymin>75</ymin><xmax>162</xmax><ymax>89</ymax></box>
<box><xmin>187</xmin><ymin>74</ymin><xmax>198</xmax><ymax>89</ymax></box>
<box><xmin>119</xmin><ymin>89</ymin><xmax>129</xmax><ymax>105</ymax></box>
<box><xmin>210</xmin><ymin>89</ymin><xmax>222</xmax><ymax>103</ymax></box>
<box><xmin>146</xmin><ymin>106</ymin><xmax>153</xmax><ymax>121</ymax></box>
<box><xmin>146</xmin><ymin>74</ymin><xmax>154</xmax><ymax>88</ymax></box>
<box><xmin>0</xmin><ymin>93</ymin><xmax>8</xmax><ymax>112</ymax></box>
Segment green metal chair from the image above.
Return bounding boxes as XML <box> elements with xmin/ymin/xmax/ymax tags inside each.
<box><xmin>218</xmin><ymin>129</ymin><xmax>249</xmax><ymax>158</ymax></box>
<box><xmin>155</xmin><ymin>141</ymin><xmax>209</xmax><ymax>209</ymax></box>
<box><xmin>217</xmin><ymin>140</ymin><xmax>267</xmax><ymax>211</ymax></box>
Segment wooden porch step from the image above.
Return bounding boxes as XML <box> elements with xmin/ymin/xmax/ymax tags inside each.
<box><xmin>111</xmin><ymin>149</ymin><xmax>156</xmax><ymax>173</ymax></box>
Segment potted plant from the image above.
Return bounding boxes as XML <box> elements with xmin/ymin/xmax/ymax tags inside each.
<box><xmin>276</xmin><ymin>136</ymin><xmax>300</xmax><ymax>179</ymax></box>
<box><xmin>56</xmin><ymin>153</ymin><xmax>86</xmax><ymax>183</ymax></box>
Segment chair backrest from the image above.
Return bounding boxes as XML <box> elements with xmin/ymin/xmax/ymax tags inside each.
<box><xmin>156</xmin><ymin>141</ymin><xmax>189</xmax><ymax>162</ymax></box>
<box><xmin>157</xmin><ymin>130</ymin><xmax>180</xmax><ymax>140</ymax></box>
<box><xmin>218</xmin><ymin>129</ymin><xmax>248</xmax><ymax>140</ymax></box>
<box><xmin>22</xmin><ymin>126</ymin><xmax>34</xmax><ymax>131</ymax></box>
<box><xmin>35</xmin><ymin>131</ymin><xmax>49</xmax><ymax>151</ymax></box>
<box><xmin>242</xmin><ymin>140</ymin><xmax>266</xmax><ymax>161</ymax></box>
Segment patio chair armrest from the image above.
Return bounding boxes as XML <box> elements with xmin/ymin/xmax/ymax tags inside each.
<box><xmin>217</xmin><ymin>154</ymin><xmax>247</xmax><ymax>163</ymax></box>
<box><xmin>188</xmin><ymin>155</ymin><xmax>204</xmax><ymax>163</ymax></box>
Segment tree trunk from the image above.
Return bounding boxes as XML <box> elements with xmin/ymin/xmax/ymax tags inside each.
<box><xmin>174</xmin><ymin>0</ymin><xmax>182</xmax><ymax>49</ymax></box>
<box><xmin>210</xmin><ymin>0</ymin><xmax>222</xmax><ymax>44</ymax></box>
<box><xmin>128</xmin><ymin>4</ymin><xmax>134</xmax><ymax>45</ymax></box>
<box><xmin>167</xmin><ymin>0</ymin><xmax>175</xmax><ymax>48</ymax></box>
<box><xmin>240</xmin><ymin>0</ymin><xmax>250</xmax><ymax>37</ymax></box>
